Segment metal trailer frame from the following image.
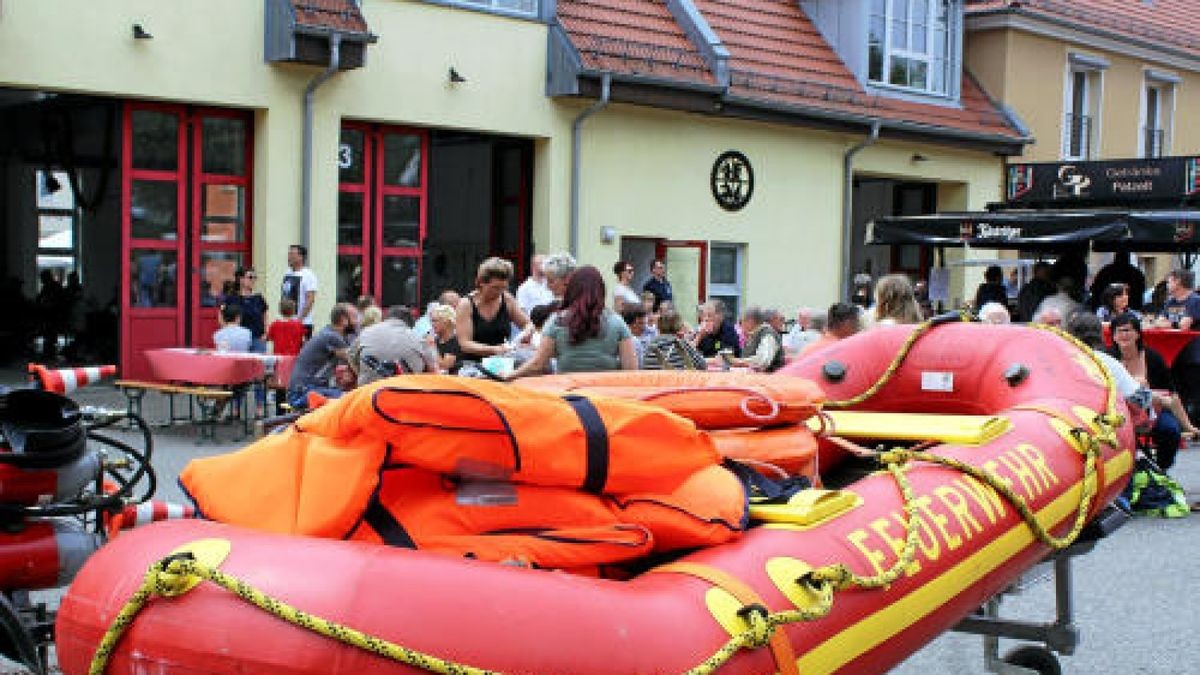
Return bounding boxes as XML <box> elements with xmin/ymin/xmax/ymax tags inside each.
<box><xmin>951</xmin><ymin>503</ymin><xmax>1131</xmax><ymax>675</ymax></box>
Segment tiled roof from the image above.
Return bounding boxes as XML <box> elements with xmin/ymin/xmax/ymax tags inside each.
<box><xmin>557</xmin><ymin>0</ymin><xmax>716</xmax><ymax>86</ymax></box>
<box><xmin>556</xmin><ymin>0</ymin><xmax>1024</xmax><ymax>143</ymax></box>
<box><xmin>966</xmin><ymin>0</ymin><xmax>1200</xmax><ymax>58</ymax></box>
<box><xmin>291</xmin><ymin>0</ymin><xmax>370</xmax><ymax>35</ymax></box>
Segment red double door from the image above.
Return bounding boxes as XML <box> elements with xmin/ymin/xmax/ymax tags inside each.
<box><xmin>121</xmin><ymin>103</ymin><xmax>253</xmax><ymax>379</ymax></box>
<box><xmin>336</xmin><ymin>123</ymin><xmax>428</xmax><ymax>308</ymax></box>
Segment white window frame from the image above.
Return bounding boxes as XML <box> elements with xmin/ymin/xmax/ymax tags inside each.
<box><xmin>35</xmin><ymin>170</ymin><xmax>80</xmax><ymax>281</ymax></box>
<box><xmin>1062</xmin><ymin>54</ymin><xmax>1106</xmax><ymax>160</ymax></box>
<box><xmin>708</xmin><ymin>243</ymin><xmax>745</xmax><ymax>319</ymax></box>
<box><xmin>866</xmin><ymin>0</ymin><xmax>960</xmax><ymax>99</ymax></box>
<box><xmin>422</xmin><ymin>0</ymin><xmax>541</xmax><ymax>20</ymax></box>
<box><xmin>1140</xmin><ymin>70</ymin><xmax>1177</xmax><ymax>159</ymax></box>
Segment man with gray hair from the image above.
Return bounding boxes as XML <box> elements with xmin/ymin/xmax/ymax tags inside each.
<box><xmin>783</xmin><ymin>306</ymin><xmax>820</xmax><ymax>354</ymax></box>
<box><xmin>730</xmin><ymin>306</ymin><xmax>785</xmax><ymax>372</ymax></box>
<box><xmin>542</xmin><ymin>252</ymin><xmax>577</xmax><ymax>301</ymax></box>
<box><xmin>349</xmin><ymin>305</ymin><xmax>439</xmax><ymax>386</ymax></box>
<box><xmin>516</xmin><ymin>254</ymin><xmax>554</xmax><ymax>315</ymax></box>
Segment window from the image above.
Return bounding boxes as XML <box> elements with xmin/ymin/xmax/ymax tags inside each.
<box><xmin>868</xmin><ymin>0</ymin><xmax>955</xmax><ymax>96</ymax></box>
<box><xmin>708</xmin><ymin>243</ymin><xmax>745</xmax><ymax>320</ymax></box>
<box><xmin>35</xmin><ymin>170</ymin><xmax>79</xmax><ymax>281</ymax></box>
<box><xmin>1063</xmin><ymin>55</ymin><xmax>1105</xmax><ymax>160</ymax></box>
<box><xmin>439</xmin><ymin>0</ymin><xmax>538</xmax><ymax>18</ymax></box>
<box><xmin>1142</xmin><ymin>73</ymin><xmax>1176</xmax><ymax>159</ymax></box>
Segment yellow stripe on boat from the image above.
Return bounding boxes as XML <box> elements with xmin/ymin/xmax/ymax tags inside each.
<box><xmin>796</xmin><ymin>450</ymin><xmax>1132</xmax><ymax>674</ymax></box>
<box><xmin>814</xmin><ymin>411</ymin><xmax>1013</xmax><ymax>446</ymax></box>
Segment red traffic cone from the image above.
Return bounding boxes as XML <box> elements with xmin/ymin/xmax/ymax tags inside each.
<box><xmin>27</xmin><ymin>364</ymin><xmax>117</xmax><ymax>395</ymax></box>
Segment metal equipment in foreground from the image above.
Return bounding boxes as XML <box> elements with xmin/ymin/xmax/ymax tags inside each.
<box><xmin>954</xmin><ymin>502</ymin><xmax>1131</xmax><ymax>675</ymax></box>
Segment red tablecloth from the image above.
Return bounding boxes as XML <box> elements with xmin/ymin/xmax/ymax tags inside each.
<box><xmin>1102</xmin><ymin>326</ymin><xmax>1200</xmax><ymax>366</ymax></box>
<box><xmin>144</xmin><ymin>349</ymin><xmax>295</xmax><ymax>388</ymax></box>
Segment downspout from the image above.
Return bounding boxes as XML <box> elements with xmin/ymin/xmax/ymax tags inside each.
<box><xmin>841</xmin><ymin>120</ymin><xmax>881</xmax><ymax>301</ymax></box>
<box><xmin>569</xmin><ymin>73</ymin><xmax>611</xmax><ymax>258</ymax></box>
<box><xmin>301</xmin><ymin>33</ymin><xmax>342</xmax><ymax>250</ymax></box>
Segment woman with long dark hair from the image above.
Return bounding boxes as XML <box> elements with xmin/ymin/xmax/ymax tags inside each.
<box><xmin>221</xmin><ymin>267</ymin><xmax>269</xmax><ymax>353</ymax></box>
<box><xmin>1095</xmin><ymin>282</ymin><xmax>1139</xmax><ymax>322</ymax></box>
<box><xmin>509</xmin><ymin>265</ymin><xmax>637</xmax><ymax>377</ymax></box>
<box><xmin>1107</xmin><ymin>312</ymin><xmax>1196</xmax><ymax>470</ymax></box>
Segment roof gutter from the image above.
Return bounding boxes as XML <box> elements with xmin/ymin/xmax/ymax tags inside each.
<box><xmin>301</xmin><ymin>32</ymin><xmax>342</xmax><ymax>251</ymax></box>
<box><xmin>569</xmin><ymin>72</ymin><xmax>611</xmax><ymax>258</ymax></box>
<box><xmin>842</xmin><ymin>120</ymin><xmax>881</xmax><ymax>302</ymax></box>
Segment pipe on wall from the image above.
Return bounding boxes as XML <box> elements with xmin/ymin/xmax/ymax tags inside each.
<box><xmin>841</xmin><ymin>120</ymin><xmax>881</xmax><ymax>302</ymax></box>
<box><xmin>569</xmin><ymin>73</ymin><xmax>611</xmax><ymax>258</ymax></box>
<box><xmin>301</xmin><ymin>33</ymin><xmax>342</xmax><ymax>251</ymax></box>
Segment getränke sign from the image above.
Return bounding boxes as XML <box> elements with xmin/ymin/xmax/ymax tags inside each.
<box><xmin>1006</xmin><ymin>156</ymin><xmax>1200</xmax><ymax>206</ymax></box>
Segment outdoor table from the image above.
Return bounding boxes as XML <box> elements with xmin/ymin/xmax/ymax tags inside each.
<box><xmin>143</xmin><ymin>348</ymin><xmax>296</xmax><ymax>437</ymax></box>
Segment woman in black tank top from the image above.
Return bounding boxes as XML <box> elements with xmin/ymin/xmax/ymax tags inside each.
<box><xmin>456</xmin><ymin>257</ymin><xmax>531</xmax><ymax>359</ymax></box>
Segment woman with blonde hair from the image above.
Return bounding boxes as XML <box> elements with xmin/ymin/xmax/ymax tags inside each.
<box><xmin>872</xmin><ymin>273</ymin><xmax>924</xmax><ymax>325</ymax></box>
<box><xmin>455</xmin><ymin>257</ymin><xmax>530</xmax><ymax>361</ymax></box>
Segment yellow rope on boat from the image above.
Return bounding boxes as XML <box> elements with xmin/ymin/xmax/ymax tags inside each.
<box><xmin>90</xmin><ymin>317</ymin><xmax>1127</xmax><ymax>675</ymax></box>
<box><xmin>88</xmin><ymin>553</ymin><xmax>499</xmax><ymax>675</ymax></box>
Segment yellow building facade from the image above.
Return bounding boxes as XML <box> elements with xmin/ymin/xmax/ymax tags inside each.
<box><xmin>0</xmin><ymin>0</ymin><xmax>1018</xmax><ymax>373</ymax></box>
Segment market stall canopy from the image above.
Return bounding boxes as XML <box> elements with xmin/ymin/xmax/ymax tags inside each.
<box><xmin>866</xmin><ymin>211</ymin><xmax>1131</xmax><ymax>250</ymax></box>
<box><xmin>869</xmin><ymin>209</ymin><xmax>1200</xmax><ymax>252</ymax></box>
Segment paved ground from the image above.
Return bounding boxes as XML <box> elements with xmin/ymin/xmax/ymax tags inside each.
<box><xmin>8</xmin><ymin>383</ymin><xmax>1200</xmax><ymax>673</ymax></box>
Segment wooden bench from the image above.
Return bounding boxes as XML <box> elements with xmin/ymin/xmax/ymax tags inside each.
<box><xmin>115</xmin><ymin>380</ymin><xmax>235</xmax><ymax>443</ymax></box>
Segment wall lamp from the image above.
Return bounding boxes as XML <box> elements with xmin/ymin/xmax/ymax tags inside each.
<box><xmin>132</xmin><ymin>24</ymin><xmax>153</xmax><ymax>40</ymax></box>
<box><xmin>448</xmin><ymin>67</ymin><xmax>467</xmax><ymax>84</ymax></box>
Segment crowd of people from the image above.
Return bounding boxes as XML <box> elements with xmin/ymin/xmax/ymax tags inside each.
<box><xmin>210</xmin><ymin>243</ymin><xmax>1200</xmax><ymax>481</ymax></box>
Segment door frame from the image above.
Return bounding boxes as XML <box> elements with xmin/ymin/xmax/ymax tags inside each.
<box><xmin>655</xmin><ymin>239</ymin><xmax>709</xmax><ymax>307</ymax></box>
<box><xmin>121</xmin><ymin>102</ymin><xmax>254</xmax><ymax>377</ymax></box>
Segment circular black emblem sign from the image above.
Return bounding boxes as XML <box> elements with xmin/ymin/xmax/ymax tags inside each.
<box><xmin>711</xmin><ymin>150</ymin><xmax>754</xmax><ymax>211</ymax></box>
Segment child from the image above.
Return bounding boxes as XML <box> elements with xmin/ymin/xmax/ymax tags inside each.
<box><xmin>213</xmin><ymin>304</ymin><xmax>252</xmax><ymax>352</ymax></box>
<box><xmin>266</xmin><ymin>298</ymin><xmax>306</xmax><ymax>356</ymax></box>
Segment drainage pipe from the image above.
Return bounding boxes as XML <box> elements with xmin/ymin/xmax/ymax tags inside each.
<box><xmin>301</xmin><ymin>33</ymin><xmax>342</xmax><ymax>250</ymax></box>
<box><xmin>569</xmin><ymin>73</ymin><xmax>611</xmax><ymax>257</ymax></box>
<box><xmin>841</xmin><ymin>120</ymin><xmax>881</xmax><ymax>301</ymax></box>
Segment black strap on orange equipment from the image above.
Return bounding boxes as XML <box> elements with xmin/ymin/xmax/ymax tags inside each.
<box><xmin>564</xmin><ymin>395</ymin><xmax>609</xmax><ymax>494</ymax></box>
<box><xmin>362</xmin><ymin>493</ymin><xmax>416</xmax><ymax>549</ymax></box>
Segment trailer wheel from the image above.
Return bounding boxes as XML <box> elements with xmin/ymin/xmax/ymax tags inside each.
<box><xmin>1003</xmin><ymin>645</ymin><xmax>1062</xmax><ymax>675</ymax></box>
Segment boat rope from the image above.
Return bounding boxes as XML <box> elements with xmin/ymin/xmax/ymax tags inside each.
<box><xmin>88</xmin><ymin>552</ymin><xmax>499</xmax><ymax>675</ymax></box>
<box><xmin>89</xmin><ymin>321</ymin><xmax>1127</xmax><ymax>675</ymax></box>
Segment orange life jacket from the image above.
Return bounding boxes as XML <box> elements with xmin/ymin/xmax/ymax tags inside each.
<box><xmin>517</xmin><ymin>371</ymin><xmax>824</xmax><ymax>430</ymax></box>
<box><xmin>295</xmin><ymin>375</ymin><xmax>719</xmax><ymax>494</ymax></box>
<box><xmin>709</xmin><ymin>424</ymin><xmax>820</xmax><ymax>479</ymax></box>
<box><xmin>180</xmin><ymin>375</ymin><xmax>747</xmax><ymax>567</ymax></box>
<box><xmin>344</xmin><ymin>464</ymin><xmax>747</xmax><ymax>568</ymax></box>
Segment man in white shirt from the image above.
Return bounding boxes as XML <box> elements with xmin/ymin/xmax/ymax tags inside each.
<box><xmin>281</xmin><ymin>244</ymin><xmax>319</xmax><ymax>338</ymax></box>
<box><xmin>516</xmin><ymin>254</ymin><xmax>554</xmax><ymax>315</ymax></box>
<box><xmin>783</xmin><ymin>307</ymin><xmax>821</xmax><ymax>354</ymax></box>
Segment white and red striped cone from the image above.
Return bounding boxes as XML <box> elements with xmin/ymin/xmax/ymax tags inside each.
<box><xmin>106</xmin><ymin>501</ymin><xmax>196</xmax><ymax>537</ymax></box>
<box><xmin>27</xmin><ymin>363</ymin><xmax>117</xmax><ymax>395</ymax></box>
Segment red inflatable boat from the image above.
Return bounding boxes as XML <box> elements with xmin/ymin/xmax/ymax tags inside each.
<box><xmin>56</xmin><ymin>322</ymin><xmax>1134</xmax><ymax>674</ymax></box>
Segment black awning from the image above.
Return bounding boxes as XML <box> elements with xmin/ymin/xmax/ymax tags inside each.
<box><xmin>1124</xmin><ymin>210</ymin><xmax>1200</xmax><ymax>250</ymax></box>
<box><xmin>867</xmin><ymin>211</ymin><xmax>1130</xmax><ymax>250</ymax></box>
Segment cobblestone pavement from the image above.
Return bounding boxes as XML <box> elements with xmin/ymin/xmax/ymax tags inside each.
<box><xmin>7</xmin><ymin>384</ymin><xmax>1200</xmax><ymax>673</ymax></box>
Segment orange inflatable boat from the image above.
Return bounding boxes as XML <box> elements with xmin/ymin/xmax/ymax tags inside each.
<box><xmin>55</xmin><ymin>321</ymin><xmax>1133</xmax><ymax>674</ymax></box>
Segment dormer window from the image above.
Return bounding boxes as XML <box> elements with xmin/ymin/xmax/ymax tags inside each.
<box><xmin>867</xmin><ymin>0</ymin><xmax>956</xmax><ymax>97</ymax></box>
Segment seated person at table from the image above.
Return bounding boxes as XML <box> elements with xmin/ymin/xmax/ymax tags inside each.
<box><xmin>349</xmin><ymin>305</ymin><xmax>438</xmax><ymax>386</ymax></box>
<box><xmin>642</xmin><ymin>308</ymin><xmax>707</xmax><ymax>370</ymax></box>
<box><xmin>1108</xmin><ymin>312</ymin><xmax>1196</xmax><ymax>470</ymax></box>
<box><xmin>1155</xmin><ymin>268</ymin><xmax>1200</xmax><ymax>330</ymax></box>
<box><xmin>691</xmin><ymin>300</ymin><xmax>741</xmax><ymax>358</ymax></box>
<box><xmin>798</xmin><ymin>303</ymin><xmax>862</xmax><ymax>357</ymax></box>
<box><xmin>286</xmin><ymin>303</ymin><xmax>359</xmax><ymax>409</ymax></box>
<box><xmin>728</xmin><ymin>307</ymin><xmax>784</xmax><ymax>372</ymax></box>
<box><xmin>267</xmin><ymin>298</ymin><xmax>307</xmax><ymax>356</ymax></box>
<box><xmin>213</xmin><ymin>304</ymin><xmax>252</xmax><ymax>352</ymax></box>
<box><xmin>508</xmin><ymin>266</ymin><xmax>637</xmax><ymax>379</ymax></box>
